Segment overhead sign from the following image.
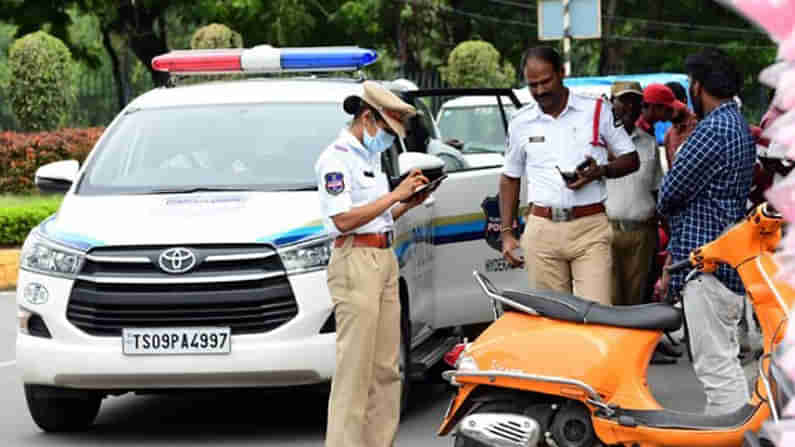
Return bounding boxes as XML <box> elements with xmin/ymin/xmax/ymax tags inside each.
<box><xmin>538</xmin><ymin>0</ymin><xmax>602</xmax><ymax>41</ymax></box>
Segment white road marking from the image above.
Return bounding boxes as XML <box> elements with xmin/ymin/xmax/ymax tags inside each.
<box><xmin>0</xmin><ymin>360</ymin><xmax>16</xmax><ymax>368</ymax></box>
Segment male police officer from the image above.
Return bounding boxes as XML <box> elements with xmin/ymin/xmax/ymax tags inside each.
<box><xmin>316</xmin><ymin>81</ymin><xmax>429</xmax><ymax>447</ymax></box>
<box><xmin>500</xmin><ymin>47</ymin><xmax>639</xmax><ymax>305</ymax></box>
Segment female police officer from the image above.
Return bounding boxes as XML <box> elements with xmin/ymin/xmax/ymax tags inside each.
<box><xmin>315</xmin><ymin>81</ymin><xmax>429</xmax><ymax>447</ymax></box>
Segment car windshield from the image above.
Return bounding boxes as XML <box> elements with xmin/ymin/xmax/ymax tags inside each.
<box><xmin>437</xmin><ymin>104</ymin><xmax>515</xmax><ymax>154</ymax></box>
<box><xmin>78</xmin><ymin>103</ymin><xmax>349</xmax><ymax>195</ymax></box>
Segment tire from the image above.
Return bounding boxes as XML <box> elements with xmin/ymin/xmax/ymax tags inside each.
<box><xmin>399</xmin><ymin>294</ymin><xmax>412</xmax><ymax>415</ymax></box>
<box><xmin>24</xmin><ymin>385</ymin><xmax>102</xmax><ymax>433</ymax></box>
<box><xmin>453</xmin><ymin>401</ymin><xmax>522</xmax><ymax>447</ymax></box>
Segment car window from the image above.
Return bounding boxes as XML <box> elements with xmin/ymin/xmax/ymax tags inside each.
<box><xmin>78</xmin><ymin>103</ymin><xmax>349</xmax><ymax>194</ymax></box>
<box><xmin>437</xmin><ymin>103</ymin><xmax>516</xmax><ymax>155</ymax></box>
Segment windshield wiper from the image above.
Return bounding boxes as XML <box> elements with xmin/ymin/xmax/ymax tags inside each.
<box><xmin>149</xmin><ymin>186</ymin><xmax>255</xmax><ymax>194</ymax></box>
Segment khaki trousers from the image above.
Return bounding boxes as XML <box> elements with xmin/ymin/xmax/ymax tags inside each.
<box><xmin>610</xmin><ymin>224</ymin><xmax>657</xmax><ymax>306</ymax></box>
<box><xmin>325</xmin><ymin>238</ymin><xmax>401</xmax><ymax>447</ymax></box>
<box><xmin>520</xmin><ymin>213</ymin><xmax>612</xmax><ymax>305</ymax></box>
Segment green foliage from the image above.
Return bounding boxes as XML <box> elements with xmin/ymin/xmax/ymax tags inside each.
<box><xmin>0</xmin><ymin>127</ymin><xmax>102</xmax><ymax>194</ymax></box>
<box><xmin>8</xmin><ymin>31</ymin><xmax>75</xmax><ymax>132</ymax></box>
<box><xmin>190</xmin><ymin>23</ymin><xmax>243</xmax><ymax>49</ymax></box>
<box><xmin>441</xmin><ymin>40</ymin><xmax>516</xmax><ymax>88</ymax></box>
<box><xmin>0</xmin><ymin>195</ymin><xmax>63</xmax><ymax>246</ymax></box>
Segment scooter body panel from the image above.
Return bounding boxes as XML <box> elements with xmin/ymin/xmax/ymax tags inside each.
<box><xmin>592</xmin><ymin>407</ymin><xmax>770</xmax><ymax>447</ymax></box>
<box><xmin>462</xmin><ymin>311</ymin><xmax>661</xmax><ymax>406</ymax></box>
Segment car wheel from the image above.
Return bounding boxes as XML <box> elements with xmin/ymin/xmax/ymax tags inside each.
<box><xmin>24</xmin><ymin>385</ymin><xmax>102</xmax><ymax>432</ymax></box>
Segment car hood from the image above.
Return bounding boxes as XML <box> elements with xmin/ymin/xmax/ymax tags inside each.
<box><xmin>39</xmin><ymin>192</ymin><xmax>326</xmax><ymax>250</ymax></box>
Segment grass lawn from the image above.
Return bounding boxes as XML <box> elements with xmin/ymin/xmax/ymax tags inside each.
<box><xmin>0</xmin><ymin>194</ymin><xmax>63</xmax><ymax>210</ymax></box>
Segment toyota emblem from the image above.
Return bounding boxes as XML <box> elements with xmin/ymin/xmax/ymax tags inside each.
<box><xmin>158</xmin><ymin>247</ymin><xmax>197</xmax><ymax>274</ymax></box>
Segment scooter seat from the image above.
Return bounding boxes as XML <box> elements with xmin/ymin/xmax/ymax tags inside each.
<box><xmin>501</xmin><ymin>289</ymin><xmax>682</xmax><ymax>332</ymax></box>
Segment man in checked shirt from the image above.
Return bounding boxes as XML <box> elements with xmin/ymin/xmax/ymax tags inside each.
<box><xmin>657</xmin><ymin>49</ymin><xmax>756</xmax><ymax>416</ymax></box>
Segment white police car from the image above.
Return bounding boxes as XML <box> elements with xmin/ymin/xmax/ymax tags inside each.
<box><xmin>16</xmin><ymin>45</ymin><xmax>526</xmax><ymax>432</ymax></box>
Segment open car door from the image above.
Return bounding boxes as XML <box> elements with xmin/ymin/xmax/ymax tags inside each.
<box><xmin>401</xmin><ymin>88</ymin><xmax>530</xmax><ymax>329</ymax></box>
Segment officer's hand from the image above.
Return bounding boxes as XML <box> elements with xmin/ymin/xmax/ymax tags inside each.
<box><xmin>393</xmin><ymin>169</ymin><xmax>429</xmax><ymax>202</ymax></box>
<box><xmin>567</xmin><ymin>157</ymin><xmax>601</xmax><ymax>190</ymax></box>
<box><xmin>501</xmin><ymin>234</ymin><xmax>524</xmax><ymax>267</ymax></box>
<box><xmin>404</xmin><ymin>188</ymin><xmax>432</xmax><ymax>208</ymax></box>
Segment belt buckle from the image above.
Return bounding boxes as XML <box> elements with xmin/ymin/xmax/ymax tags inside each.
<box><xmin>551</xmin><ymin>207</ymin><xmax>572</xmax><ymax>222</ymax></box>
<box><xmin>384</xmin><ymin>231</ymin><xmax>394</xmax><ymax>248</ymax></box>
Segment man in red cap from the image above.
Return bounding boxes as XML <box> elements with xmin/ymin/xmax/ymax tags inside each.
<box><xmin>663</xmin><ymin>81</ymin><xmax>699</xmax><ymax>168</ymax></box>
<box><xmin>638</xmin><ymin>84</ymin><xmax>687</xmax><ymax>139</ymax></box>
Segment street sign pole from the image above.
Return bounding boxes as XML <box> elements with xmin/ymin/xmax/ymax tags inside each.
<box><xmin>538</xmin><ymin>0</ymin><xmax>601</xmax><ymax>77</ymax></box>
<box><xmin>562</xmin><ymin>0</ymin><xmax>572</xmax><ymax>76</ymax></box>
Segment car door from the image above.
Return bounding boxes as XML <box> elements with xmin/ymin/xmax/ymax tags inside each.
<box><xmin>381</xmin><ymin>137</ymin><xmax>435</xmax><ymax>342</ymax></box>
<box><xmin>403</xmin><ymin>89</ymin><xmax>529</xmax><ymax>329</ymax></box>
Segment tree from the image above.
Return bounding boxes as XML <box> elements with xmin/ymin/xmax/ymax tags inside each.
<box><xmin>441</xmin><ymin>40</ymin><xmax>516</xmax><ymax>88</ymax></box>
<box><xmin>191</xmin><ymin>23</ymin><xmax>243</xmax><ymax>49</ymax></box>
<box><xmin>8</xmin><ymin>31</ymin><xmax>75</xmax><ymax>131</ymax></box>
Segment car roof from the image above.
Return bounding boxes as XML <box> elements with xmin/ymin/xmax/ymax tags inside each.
<box><xmin>127</xmin><ymin>77</ymin><xmax>418</xmax><ymax>110</ymax></box>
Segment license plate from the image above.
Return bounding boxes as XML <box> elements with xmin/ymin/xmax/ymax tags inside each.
<box><xmin>122</xmin><ymin>327</ymin><xmax>231</xmax><ymax>355</ymax></box>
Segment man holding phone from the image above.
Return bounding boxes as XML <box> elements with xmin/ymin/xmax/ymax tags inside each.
<box><xmin>500</xmin><ymin>47</ymin><xmax>639</xmax><ymax>305</ymax></box>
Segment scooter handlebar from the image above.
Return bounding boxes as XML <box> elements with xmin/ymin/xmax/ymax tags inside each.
<box><xmin>666</xmin><ymin>258</ymin><xmax>692</xmax><ymax>272</ymax></box>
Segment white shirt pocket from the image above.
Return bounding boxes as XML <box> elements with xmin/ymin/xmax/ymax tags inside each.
<box><xmin>351</xmin><ymin>169</ymin><xmax>378</xmax><ymax>204</ymax></box>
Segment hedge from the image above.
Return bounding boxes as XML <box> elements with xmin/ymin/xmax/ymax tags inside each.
<box><xmin>0</xmin><ymin>196</ymin><xmax>63</xmax><ymax>246</ymax></box>
<box><xmin>0</xmin><ymin>127</ymin><xmax>103</xmax><ymax>194</ymax></box>
<box><xmin>8</xmin><ymin>31</ymin><xmax>75</xmax><ymax>131</ymax></box>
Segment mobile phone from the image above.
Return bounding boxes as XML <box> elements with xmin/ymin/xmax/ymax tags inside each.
<box><xmin>576</xmin><ymin>159</ymin><xmax>593</xmax><ymax>171</ymax></box>
<box><xmin>556</xmin><ymin>166</ymin><xmax>578</xmax><ymax>183</ymax></box>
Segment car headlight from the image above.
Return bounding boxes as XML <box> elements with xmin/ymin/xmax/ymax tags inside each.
<box><xmin>20</xmin><ymin>233</ymin><xmax>85</xmax><ymax>279</ymax></box>
<box><xmin>278</xmin><ymin>236</ymin><xmax>333</xmax><ymax>275</ymax></box>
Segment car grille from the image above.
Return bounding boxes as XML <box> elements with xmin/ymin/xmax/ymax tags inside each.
<box><xmin>67</xmin><ymin>245</ymin><xmax>298</xmax><ymax>336</ymax></box>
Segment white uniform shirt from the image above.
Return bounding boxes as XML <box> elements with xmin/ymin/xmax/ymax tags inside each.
<box><xmin>605</xmin><ymin>127</ymin><xmax>662</xmax><ymax>221</ymax></box>
<box><xmin>503</xmin><ymin>92</ymin><xmax>635</xmax><ymax>208</ymax></box>
<box><xmin>315</xmin><ymin>128</ymin><xmax>394</xmax><ymax>238</ymax></box>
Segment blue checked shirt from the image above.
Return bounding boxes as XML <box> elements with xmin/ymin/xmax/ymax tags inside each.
<box><xmin>657</xmin><ymin>102</ymin><xmax>755</xmax><ymax>298</ymax></box>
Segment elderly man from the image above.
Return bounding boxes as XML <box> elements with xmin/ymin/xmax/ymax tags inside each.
<box><xmin>606</xmin><ymin>81</ymin><xmax>664</xmax><ymax>307</ymax></box>
<box><xmin>500</xmin><ymin>47</ymin><xmax>638</xmax><ymax>305</ymax></box>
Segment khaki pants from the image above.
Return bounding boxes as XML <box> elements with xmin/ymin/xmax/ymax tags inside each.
<box><xmin>520</xmin><ymin>213</ymin><xmax>612</xmax><ymax>305</ymax></box>
<box><xmin>610</xmin><ymin>223</ymin><xmax>657</xmax><ymax>306</ymax></box>
<box><xmin>325</xmin><ymin>238</ymin><xmax>401</xmax><ymax>447</ymax></box>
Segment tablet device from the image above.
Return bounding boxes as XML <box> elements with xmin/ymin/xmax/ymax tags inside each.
<box><xmin>401</xmin><ymin>174</ymin><xmax>447</xmax><ymax>203</ymax></box>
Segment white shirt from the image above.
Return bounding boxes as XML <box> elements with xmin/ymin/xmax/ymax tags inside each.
<box><xmin>605</xmin><ymin>127</ymin><xmax>662</xmax><ymax>221</ymax></box>
<box><xmin>503</xmin><ymin>91</ymin><xmax>635</xmax><ymax>208</ymax></box>
<box><xmin>315</xmin><ymin>129</ymin><xmax>394</xmax><ymax>238</ymax></box>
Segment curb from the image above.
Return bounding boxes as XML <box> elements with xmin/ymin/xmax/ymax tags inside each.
<box><xmin>0</xmin><ymin>249</ymin><xmax>20</xmax><ymax>291</ymax></box>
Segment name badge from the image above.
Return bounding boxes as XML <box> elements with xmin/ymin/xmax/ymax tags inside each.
<box><xmin>528</xmin><ymin>136</ymin><xmax>545</xmax><ymax>143</ymax></box>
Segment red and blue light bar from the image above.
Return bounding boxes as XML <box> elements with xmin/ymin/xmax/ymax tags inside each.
<box><xmin>152</xmin><ymin>45</ymin><xmax>378</xmax><ymax>74</ymax></box>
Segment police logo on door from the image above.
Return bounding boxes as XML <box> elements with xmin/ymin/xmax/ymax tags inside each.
<box><xmin>325</xmin><ymin>172</ymin><xmax>345</xmax><ymax>195</ymax></box>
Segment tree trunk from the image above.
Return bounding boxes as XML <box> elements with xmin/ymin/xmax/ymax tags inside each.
<box><xmin>598</xmin><ymin>0</ymin><xmax>622</xmax><ymax>75</ymax></box>
<box><xmin>101</xmin><ymin>27</ymin><xmax>128</xmax><ymax>111</ymax></box>
<box><xmin>116</xmin><ymin>1</ymin><xmax>171</xmax><ymax>87</ymax></box>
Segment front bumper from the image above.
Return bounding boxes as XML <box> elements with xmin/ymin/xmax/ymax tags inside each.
<box><xmin>15</xmin><ymin>269</ymin><xmax>337</xmax><ymax>389</ymax></box>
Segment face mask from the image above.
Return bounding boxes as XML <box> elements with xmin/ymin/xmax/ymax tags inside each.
<box><xmin>363</xmin><ymin>116</ymin><xmax>396</xmax><ymax>154</ymax></box>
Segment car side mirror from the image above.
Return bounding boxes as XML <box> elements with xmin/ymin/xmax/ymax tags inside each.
<box><xmin>35</xmin><ymin>160</ymin><xmax>79</xmax><ymax>194</ymax></box>
<box><xmin>391</xmin><ymin>152</ymin><xmax>446</xmax><ymax>190</ymax></box>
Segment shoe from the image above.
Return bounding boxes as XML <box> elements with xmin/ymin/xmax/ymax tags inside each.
<box><xmin>657</xmin><ymin>339</ymin><xmax>683</xmax><ymax>358</ymax></box>
<box><xmin>651</xmin><ymin>350</ymin><xmax>677</xmax><ymax>365</ymax></box>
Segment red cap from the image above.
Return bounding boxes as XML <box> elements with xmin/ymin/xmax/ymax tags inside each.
<box><xmin>643</xmin><ymin>84</ymin><xmax>687</xmax><ymax>111</ymax></box>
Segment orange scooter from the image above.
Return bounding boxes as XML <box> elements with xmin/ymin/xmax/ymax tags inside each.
<box><xmin>438</xmin><ymin>203</ymin><xmax>793</xmax><ymax>447</ymax></box>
